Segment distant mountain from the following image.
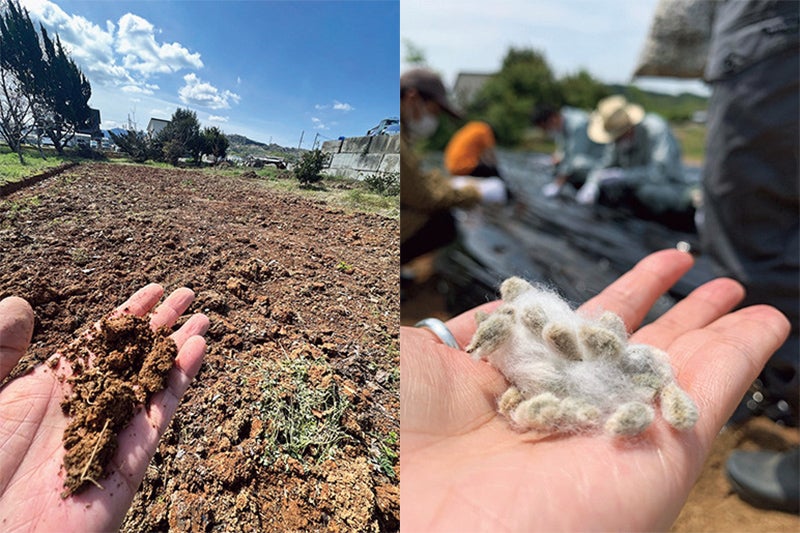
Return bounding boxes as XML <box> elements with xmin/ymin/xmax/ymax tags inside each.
<box><xmin>227</xmin><ymin>134</ymin><xmax>266</xmax><ymax>146</ymax></box>
<box><xmin>607</xmin><ymin>84</ymin><xmax>709</xmax><ymax>122</ymax></box>
<box><xmin>226</xmin><ymin>134</ymin><xmax>305</xmax><ymax>162</ymax></box>
<box><xmin>102</xmin><ymin>127</ymin><xmax>128</xmax><ymax>139</ymax></box>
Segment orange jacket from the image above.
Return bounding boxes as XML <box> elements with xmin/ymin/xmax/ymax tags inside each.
<box><xmin>444</xmin><ymin>121</ymin><xmax>496</xmax><ymax>176</ymax></box>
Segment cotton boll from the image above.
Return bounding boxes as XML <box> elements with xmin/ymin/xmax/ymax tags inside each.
<box><xmin>605</xmin><ymin>402</ymin><xmax>654</xmax><ymax>436</ymax></box>
<box><xmin>511</xmin><ymin>392</ymin><xmax>562</xmax><ymax>431</ymax></box>
<box><xmin>579</xmin><ymin>323</ymin><xmax>625</xmax><ymax>360</ymax></box>
<box><xmin>514</xmin><ymin>285</ymin><xmax>580</xmax><ymax>328</ymax></box>
<box><xmin>520</xmin><ymin>304</ymin><xmax>548</xmax><ymax>337</ymax></box>
<box><xmin>467</xmin><ymin>277</ymin><xmax>699</xmax><ymax>438</ymax></box>
<box><xmin>498</xmin><ymin>386</ymin><xmax>524</xmax><ymax>416</ymax></box>
<box><xmin>595</xmin><ymin>310</ymin><xmax>628</xmax><ymax>341</ymax></box>
<box><xmin>660</xmin><ymin>382</ymin><xmax>699</xmax><ymax>430</ymax></box>
<box><xmin>500</xmin><ymin>277</ymin><xmax>535</xmax><ymax>303</ymax></box>
<box><xmin>543</xmin><ymin>322</ymin><xmax>584</xmax><ymax>361</ymax></box>
<box><xmin>466</xmin><ymin>308</ymin><xmax>515</xmax><ymax>359</ymax></box>
<box><xmin>623</xmin><ymin>344</ymin><xmax>674</xmax><ymax>383</ymax></box>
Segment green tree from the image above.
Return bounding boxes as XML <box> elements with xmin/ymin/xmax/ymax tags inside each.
<box><xmin>293</xmin><ymin>149</ymin><xmax>326</xmax><ymax>186</ymax></box>
<box><xmin>38</xmin><ymin>27</ymin><xmax>93</xmax><ymax>154</ymax></box>
<box><xmin>108</xmin><ymin>129</ymin><xmax>150</xmax><ymax>163</ymax></box>
<box><xmin>469</xmin><ymin>48</ymin><xmax>562</xmax><ymax>146</ymax></box>
<box><xmin>558</xmin><ymin>69</ymin><xmax>611</xmax><ymax>111</ymax></box>
<box><xmin>201</xmin><ymin>126</ymin><xmax>229</xmax><ymax>163</ymax></box>
<box><xmin>157</xmin><ymin>108</ymin><xmax>202</xmax><ymax>165</ymax></box>
<box><xmin>403</xmin><ymin>39</ymin><xmax>427</xmax><ymax>66</ymax></box>
<box><xmin>0</xmin><ymin>0</ymin><xmax>93</xmax><ymax>159</ymax></box>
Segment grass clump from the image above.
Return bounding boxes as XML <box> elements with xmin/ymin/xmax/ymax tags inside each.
<box><xmin>363</xmin><ymin>171</ymin><xmax>400</xmax><ymax>196</ymax></box>
<box><xmin>0</xmin><ymin>145</ymin><xmax>75</xmax><ymax>186</ymax></box>
<box><xmin>371</xmin><ymin>431</ymin><xmax>398</xmax><ymax>479</ymax></box>
<box><xmin>253</xmin><ymin>354</ymin><xmax>350</xmax><ymax>466</ymax></box>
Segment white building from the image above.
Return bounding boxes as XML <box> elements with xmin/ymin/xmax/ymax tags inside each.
<box><xmin>146</xmin><ymin>118</ymin><xmax>170</xmax><ymax>138</ymax></box>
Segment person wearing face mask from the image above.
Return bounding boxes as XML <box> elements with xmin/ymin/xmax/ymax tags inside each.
<box><xmin>576</xmin><ymin>95</ymin><xmax>698</xmax><ymax>230</ymax></box>
<box><xmin>400</xmin><ymin>68</ymin><xmax>507</xmax><ymax>265</ymax></box>
<box><xmin>531</xmin><ymin>104</ymin><xmax>606</xmax><ymax>197</ymax></box>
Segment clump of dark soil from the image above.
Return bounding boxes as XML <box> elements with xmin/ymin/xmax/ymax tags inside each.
<box><xmin>57</xmin><ymin>313</ymin><xmax>176</xmax><ymax>496</ymax></box>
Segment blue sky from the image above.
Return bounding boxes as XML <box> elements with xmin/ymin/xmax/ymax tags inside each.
<box><xmin>401</xmin><ymin>0</ymin><xmax>710</xmax><ymax>97</ymax></box>
<box><xmin>19</xmin><ymin>0</ymin><xmax>400</xmax><ymax>147</ymax></box>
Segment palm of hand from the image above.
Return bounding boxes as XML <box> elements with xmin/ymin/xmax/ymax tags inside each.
<box><xmin>401</xmin><ymin>250</ymin><xmax>790</xmax><ymax>531</ymax></box>
<box><xmin>0</xmin><ymin>285</ymin><xmax>209</xmax><ymax>532</ymax></box>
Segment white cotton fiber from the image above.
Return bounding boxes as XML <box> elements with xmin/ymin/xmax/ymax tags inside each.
<box><xmin>466</xmin><ymin>277</ymin><xmax>698</xmax><ymax>437</ymax></box>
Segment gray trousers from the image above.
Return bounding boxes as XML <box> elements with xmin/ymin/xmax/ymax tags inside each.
<box><xmin>701</xmin><ymin>46</ymin><xmax>799</xmax><ymax>409</ymax></box>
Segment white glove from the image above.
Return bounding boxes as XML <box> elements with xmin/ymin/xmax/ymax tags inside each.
<box><xmin>450</xmin><ymin>176</ymin><xmax>473</xmax><ymax>191</ymax></box>
<box><xmin>541</xmin><ymin>182</ymin><xmax>562</xmax><ymax>198</ymax></box>
<box><xmin>576</xmin><ymin>181</ymin><xmax>600</xmax><ymax>205</ymax></box>
<box><xmin>476</xmin><ymin>177</ymin><xmax>508</xmax><ymax>204</ymax></box>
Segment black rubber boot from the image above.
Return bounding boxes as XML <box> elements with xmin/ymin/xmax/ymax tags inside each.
<box><xmin>726</xmin><ymin>447</ymin><xmax>800</xmax><ymax>514</ymax></box>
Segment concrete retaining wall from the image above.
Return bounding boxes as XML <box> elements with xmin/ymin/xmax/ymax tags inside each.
<box><xmin>320</xmin><ymin>134</ymin><xmax>399</xmax><ymax>180</ymax></box>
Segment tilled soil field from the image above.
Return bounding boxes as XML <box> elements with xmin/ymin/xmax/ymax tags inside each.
<box><xmin>0</xmin><ymin>162</ymin><xmax>399</xmax><ymax>531</ymax></box>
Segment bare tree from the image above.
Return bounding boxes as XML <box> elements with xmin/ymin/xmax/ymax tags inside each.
<box><xmin>0</xmin><ymin>68</ymin><xmax>34</xmax><ymax>164</ymax></box>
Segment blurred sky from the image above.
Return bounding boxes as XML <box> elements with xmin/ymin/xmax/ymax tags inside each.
<box><xmin>19</xmin><ymin>0</ymin><xmax>400</xmax><ymax>146</ymax></box>
<box><xmin>401</xmin><ymin>0</ymin><xmax>711</xmax><ymax>97</ymax></box>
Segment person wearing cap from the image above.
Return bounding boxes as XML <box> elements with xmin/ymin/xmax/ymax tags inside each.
<box><xmin>444</xmin><ymin>121</ymin><xmax>501</xmax><ymax>178</ymax></box>
<box><xmin>576</xmin><ymin>95</ymin><xmax>697</xmax><ymax>229</ymax></box>
<box><xmin>400</xmin><ymin>68</ymin><xmax>507</xmax><ymax>265</ymax></box>
<box><xmin>531</xmin><ymin>104</ymin><xmax>607</xmax><ymax>197</ymax></box>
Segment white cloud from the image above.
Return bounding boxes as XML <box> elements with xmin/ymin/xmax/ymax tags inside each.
<box><xmin>121</xmin><ymin>83</ymin><xmax>159</xmax><ymax>95</ymax></box>
<box><xmin>179</xmin><ymin>73</ymin><xmax>241</xmax><ymax>110</ymax></box>
<box><xmin>21</xmin><ymin>0</ymin><xmax>203</xmax><ymax>89</ymax></box>
<box><xmin>149</xmin><ymin>107</ymin><xmax>173</xmax><ymax>120</ymax></box>
<box><xmin>316</xmin><ymin>101</ymin><xmax>355</xmax><ymax>112</ymax></box>
<box><xmin>21</xmin><ymin>0</ymin><xmax>130</xmax><ymax>85</ymax></box>
<box><xmin>208</xmin><ymin>115</ymin><xmax>229</xmax><ymax>123</ymax></box>
<box><xmin>311</xmin><ymin>117</ymin><xmax>329</xmax><ymax>130</ymax></box>
<box><xmin>333</xmin><ymin>100</ymin><xmax>354</xmax><ymax>111</ymax></box>
<box><xmin>116</xmin><ymin>13</ymin><xmax>203</xmax><ymax>76</ymax></box>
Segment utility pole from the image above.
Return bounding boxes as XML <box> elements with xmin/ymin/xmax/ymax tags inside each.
<box><xmin>127</xmin><ymin>107</ymin><xmax>137</xmax><ymax>131</ymax></box>
<box><xmin>312</xmin><ymin>132</ymin><xmax>320</xmax><ymax>150</ymax></box>
<box><xmin>298</xmin><ymin>130</ymin><xmax>304</xmax><ymax>149</ymax></box>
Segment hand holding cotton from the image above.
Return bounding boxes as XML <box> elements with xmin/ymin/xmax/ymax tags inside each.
<box><xmin>466</xmin><ymin>277</ymin><xmax>698</xmax><ymax>437</ymax></box>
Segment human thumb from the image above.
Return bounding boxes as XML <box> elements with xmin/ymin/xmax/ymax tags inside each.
<box><xmin>0</xmin><ymin>296</ymin><xmax>34</xmax><ymax>380</ymax></box>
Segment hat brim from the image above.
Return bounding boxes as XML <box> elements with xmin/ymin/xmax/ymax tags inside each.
<box><xmin>587</xmin><ymin>103</ymin><xmax>645</xmax><ymax>144</ymax></box>
<box><xmin>587</xmin><ymin>111</ymin><xmax>613</xmax><ymax>144</ymax></box>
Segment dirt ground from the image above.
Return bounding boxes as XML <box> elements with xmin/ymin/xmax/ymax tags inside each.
<box><xmin>402</xmin><ymin>265</ymin><xmax>800</xmax><ymax>532</ymax></box>
<box><xmin>0</xmin><ymin>162</ymin><xmax>399</xmax><ymax>531</ymax></box>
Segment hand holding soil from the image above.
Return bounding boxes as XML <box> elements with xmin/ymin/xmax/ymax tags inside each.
<box><xmin>400</xmin><ymin>250</ymin><xmax>791</xmax><ymax>531</ymax></box>
<box><xmin>0</xmin><ymin>284</ymin><xmax>209</xmax><ymax>532</ymax></box>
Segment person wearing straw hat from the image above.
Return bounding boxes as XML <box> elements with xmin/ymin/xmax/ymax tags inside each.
<box><xmin>531</xmin><ymin>104</ymin><xmax>606</xmax><ymax>197</ymax></box>
<box><xmin>576</xmin><ymin>95</ymin><xmax>697</xmax><ymax>229</ymax></box>
<box><xmin>400</xmin><ymin>68</ymin><xmax>507</xmax><ymax>266</ymax></box>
